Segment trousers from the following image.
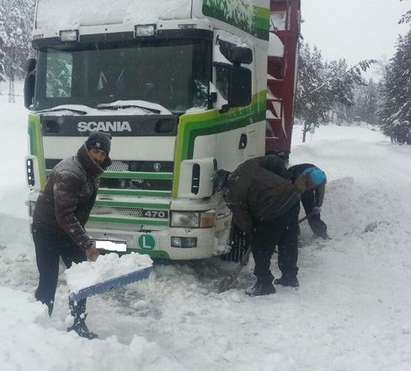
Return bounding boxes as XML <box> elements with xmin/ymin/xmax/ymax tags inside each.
<box><xmin>252</xmin><ymin>203</ymin><xmax>300</xmax><ymax>282</ymax></box>
<box><xmin>32</xmin><ymin>226</ymin><xmax>87</xmax><ymax>315</ymax></box>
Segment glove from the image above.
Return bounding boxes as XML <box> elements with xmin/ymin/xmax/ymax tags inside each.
<box><xmin>85</xmin><ymin>240</ymin><xmax>99</xmax><ymax>262</ymax></box>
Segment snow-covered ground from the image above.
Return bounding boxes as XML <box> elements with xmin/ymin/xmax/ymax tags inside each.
<box><xmin>1</xmin><ymin>94</ymin><xmax>411</xmax><ymax>370</ymax></box>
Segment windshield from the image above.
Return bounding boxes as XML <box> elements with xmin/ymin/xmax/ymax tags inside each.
<box><xmin>34</xmin><ymin>39</ymin><xmax>211</xmax><ymax>113</ymax></box>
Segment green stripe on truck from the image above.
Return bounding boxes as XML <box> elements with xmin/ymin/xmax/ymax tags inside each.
<box><xmin>95</xmin><ymin>200</ymin><xmax>170</xmax><ymax>210</ymax></box>
<box><xmin>89</xmin><ymin>216</ymin><xmax>169</xmax><ymax>227</ymax></box>
<box><xmin>98</xmin><ymin>188</ymin><xmax>172</xmax><ymax>198</ymax></box>
<box><xmin>28</xmin><ymin>114</ymin><xmax>46</xmax><ymax>189</ymax></box>
<box><xmin>172</xmin><ymin>90</ymin><xmax>267</xmax><ymax>197</ymax></box>
<box><xmin>101</xmin><ymin>171</ymin><xmax>173</xmax><ymax>181</ymax></box>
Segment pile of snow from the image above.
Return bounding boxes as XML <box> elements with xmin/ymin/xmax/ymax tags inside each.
<box><xmin>3</xmin><ymin>94</ymin><xmax>411</xmax><ymax>370</ymax></box>
<box><xmin>65</xmin><ymin>253</ymin><xmax>153</xmax><ymax>293</ymax></box>
<box><xmin>0</xmin><ymin>93</ymin><xmax>28</xmax><ymax>219</ymax></box>
<box><xmin>0</xmin><ymin>286</ymin><xmax>183</xmax><ymax>371</ymax></box>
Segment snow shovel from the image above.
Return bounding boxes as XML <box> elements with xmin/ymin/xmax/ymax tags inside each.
<box><xmin>69</xmin><ymin>266</ymin><xmax>152</xmax><ymax>303</ymax></box>
<box><xmin>67</xmin><ymin>248</ymin><xmax>153</xmax><ymax>303</ymax></box>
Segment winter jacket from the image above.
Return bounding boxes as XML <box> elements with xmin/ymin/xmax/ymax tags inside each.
<box><xmin>288</xmin><ymin>163</ymin><xmax>325</xmax><ymax>207</ymax></box>
<box><xmin>33</xmin><ymin>144</ymin><xmax>111</xmax><ymax>251</ymax></box>
<box><xmin>223</xmin><ymin>156</ymin><xmax>303</xmax><ymax>233</ymax></box>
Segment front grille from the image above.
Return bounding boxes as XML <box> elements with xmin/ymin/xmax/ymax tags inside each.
<box><xmin>99</xmin><ymin>178</ymin><xmax>172</xmax><ymax>191</ymax></box>
<box><xmin>92</xmin><ymin>207</ymin><xmax>169</xmax><ymax>219</ymax></box>
<box><xmin>45</xmin><ymin>159</ymin><xmax>173</xmax><ymax>191</ymax></box>
<box><xmin>46</xmin><ymin>159</ymin><xmax>174</xmax><ymax>173</ymax></box>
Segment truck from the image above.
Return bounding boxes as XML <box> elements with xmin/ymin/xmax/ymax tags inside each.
<box><xmin>24</xmin><ymin>0</ymin><xmax>300</xmax><ymax>261</ymax></box>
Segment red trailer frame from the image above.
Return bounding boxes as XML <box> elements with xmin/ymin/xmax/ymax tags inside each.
<box><xmin>266</xmin><ymin>0</ymin><xmax>301</xmax><ymax>157</ymax></box>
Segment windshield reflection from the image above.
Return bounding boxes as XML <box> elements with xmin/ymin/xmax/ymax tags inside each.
<box><xmin>35</xmin><ymin>39</ymin><xmax>211</xmax><ymax>114</ymax></box>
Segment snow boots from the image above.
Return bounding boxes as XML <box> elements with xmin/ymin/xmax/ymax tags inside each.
<box><xmin>274</xmin><ymin>274</ymin><xmax>299</xmax><ymax>287</ymax></box>
<box><xmin>246</xmin><ymin>278</ymin><xmax>276</xmax><ymax>296</ymax></box>
<box><xmin>35</xmin><ymin>289</ymin><xmax>54</xmax><ymax>316</ymax></box>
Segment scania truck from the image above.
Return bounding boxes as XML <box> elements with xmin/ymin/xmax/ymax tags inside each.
<box><xmin>24</xmin><ymin>0</ymin><xmax>300</xmax><ymax>260</ymax></box>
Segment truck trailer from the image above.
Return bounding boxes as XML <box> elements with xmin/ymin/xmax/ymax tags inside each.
<box><xmin>24</xmin><ymin>0</ymin><xmax>300</xmax><ymax>260</ymax></box>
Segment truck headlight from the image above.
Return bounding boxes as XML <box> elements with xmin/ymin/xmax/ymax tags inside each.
<box><xmin>170</xmin><ymin>211</ymin><xmax>199</xmax><ymax>228</ymax></box>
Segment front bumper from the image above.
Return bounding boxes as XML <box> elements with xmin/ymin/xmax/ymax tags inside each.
<box><xmin>87</xmin><ymin>213</ymin><xmax>231</xmax><ymax>260</ymax></box>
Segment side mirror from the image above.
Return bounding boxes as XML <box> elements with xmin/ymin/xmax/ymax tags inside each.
<box><xmin>218</xmin><ymin>39</ymin><xmax>253</xmax><ymax>65</ymax></box>
<box><xmin>215</xmin><ymin>63</ymin><xmax>252</xmax><ymax>110</ymax></box>
<box><xmin>24</xmin><ymin>58</ymin><xmax>37</xmax><ymax>109</ymax></box>
<box><xmin>228</xmin><ymin>66</ymin><xmax>252</xmax><ymax>107</ymax></box>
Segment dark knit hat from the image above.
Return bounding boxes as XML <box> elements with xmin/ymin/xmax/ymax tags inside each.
<box><xmin>85</xmin><ymin>132</ymin><xmax>112</xmax><ymax>155</ymax></box>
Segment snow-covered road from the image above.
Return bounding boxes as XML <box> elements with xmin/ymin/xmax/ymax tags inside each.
<box><xmin>1</xmin><ymin>95</ymin><xmax>411</xmax><ymax>371</ymax></box>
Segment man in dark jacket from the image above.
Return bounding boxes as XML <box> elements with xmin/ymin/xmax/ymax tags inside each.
<box><xmin>214</xmin><ymin>156</ymin><xmax>326</xmax><ymax>296</ymax></box>
<box><xmin>32</xmin><ymin>131</ymin><xmax>112</xmax><ymax>339</ymax></box>
<box><xmin>288</xmin><ymin>163</ymin><xmax>328</xmax><ymax>239</ymax></box>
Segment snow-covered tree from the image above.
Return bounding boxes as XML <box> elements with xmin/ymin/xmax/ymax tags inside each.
<box><xmin>399</xmin><ymin>0</ymin><xmax>411</xmax><ymax>24</ymax></box>
<box><xmin>351</xmin><ymin>79</ymin><xmax>382</xmax><ymax>125</ymax></box>
<box><xmin>0</xmin><ymin>0</ymin><xmax>35</xmax><ymax>81</ymax></box>
<box><xmin>380</xmin><ymin>30</ymin><xmax>411</xmax><ymax>144</ymax></box>
<box><xmin>295</xmin><ymin>43</ymin><xmax>329</xmax><ymax>141</ymax></box>
<box><xmin>295</xmin><ymin>42</ymin><xmax>373</xmax><ymax>141</ymax></box>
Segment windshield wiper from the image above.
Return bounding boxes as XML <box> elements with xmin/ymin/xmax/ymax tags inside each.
<box><xmin>97</xmin><ymin>104</ymin><xmax>161</xmax><ymax>114</ymax></box>
<box><xmin>37</xmin><ymin>107</ymin><xmax>88</xmax><ymax>115</ymax></box>
<box><xmin>97</xmin><ymin>103</ymin><xmax>161</xmax><ymax>114</ymax></box>
<box><xmin>96</xmin><ymin>100</ymin><xmax>173</xmax><ymax>115</ymax></box>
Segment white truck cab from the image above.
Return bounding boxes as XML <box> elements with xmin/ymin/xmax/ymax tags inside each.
<box><xmin>25</xmin><ymin>0</ymin><xmax>295</xmax><ymax>260</ymax></box>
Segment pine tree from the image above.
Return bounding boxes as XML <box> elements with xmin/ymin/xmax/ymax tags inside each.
<box><xmin>399</xmin><ymin>0</ymin><xmax>411</xmax><ymax>24</ymax></box>
<box><xmin>0</xmin><ymin>0</ymin><xmax>35</xmax><ymax>80</ymax></box>
<box><xmin>352</xmin><ymin>79</ymin><xmax>382</xmax><ymax>124</ymax></box>
<box><xmin>295</xmin><ymin>42</ymin><xmax>373</xmax><ymax>140</ymax></box>
<box><xmin>295</xmin><ymin>43</ymin><xmax>329</xmax><ymax>142</ymax></box>
<box><xmin>380</xmin><ymin>30</ymin><xmax>411</xmax><ymax>144</ymax></box>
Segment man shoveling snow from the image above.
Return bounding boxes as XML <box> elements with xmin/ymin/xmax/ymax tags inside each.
<box><xmin>31</xmin><ymin>132</ymin><xmax>112</xmax><ymax>339</ymax></box>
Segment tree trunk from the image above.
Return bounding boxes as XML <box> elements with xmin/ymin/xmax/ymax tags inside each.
<box><xmin>8</xmin><ymin>70</ymin><xmax>15</xmax><ymax>104</ymax></box>
<box><xmin>302</xmin><ymin>122</ymin><xmax>309</xmax><ymax>143</ymax></box>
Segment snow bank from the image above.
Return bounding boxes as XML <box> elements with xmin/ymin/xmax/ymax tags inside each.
<box><xmin>65</xmin><ymin>253</ymin><xmax>153</xmax><ymax>293</ymax></box>
<box><xmin>0</xmin><ymin>93</ymin><xmax>28</xmax><ymax>219</ymax></box>
<box><xmin>0</xmin><ymin>286</ymin><xmax>183</xmax><ymax>371</ymax></box>
<box><xmin>3</xmin><ymin>91</ymin><xmax>411</xmax><ymax>370</ymax></box>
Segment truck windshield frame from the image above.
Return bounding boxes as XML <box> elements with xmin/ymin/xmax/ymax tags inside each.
<box><xmin>33</xmin><ymin>36</ymin><xmax>212</xmax><ymax>114</ymax></box>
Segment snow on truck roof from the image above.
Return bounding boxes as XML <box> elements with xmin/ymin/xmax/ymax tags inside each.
<box><xmin>35</xmin><ymin>0</ymin><xmax>192</xmax><ymax>35</ymax></box>
<box><xmin>34</xmin><ymin>0</ymin><xmax>270</xmax><ymax>39</ymax></box>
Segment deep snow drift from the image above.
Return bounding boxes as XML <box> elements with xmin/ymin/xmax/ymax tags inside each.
<box><xmin>1</xmin><ymin>94</ymin><xmax>411</xmax><ymax>370</ymax></box>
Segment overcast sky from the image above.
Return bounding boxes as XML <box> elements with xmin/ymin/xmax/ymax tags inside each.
<box><xmin>301</xmin><ymin>0</ymin><xmax>410</xmax><ymax>65</ymax></box>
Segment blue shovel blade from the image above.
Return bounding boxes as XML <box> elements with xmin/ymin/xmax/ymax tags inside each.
<box><xmin>69</xmin><ymin>266</ymin><xmax>152</xmax><ymax>302</ymax></box>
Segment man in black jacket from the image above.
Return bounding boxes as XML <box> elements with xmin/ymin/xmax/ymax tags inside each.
<box><xmin>215</xmin><ymin>156</ymin><xmax>326</xmax><ymax>296</ymax></box>
<box><xmin>32</xmin><ymin>131</ymin><xmax>112</xmax><ymax>339</ymax></box>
